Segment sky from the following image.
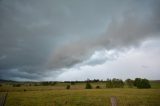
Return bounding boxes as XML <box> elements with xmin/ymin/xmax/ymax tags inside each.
<box><xmin>0</xmin><ymin>0</ymin><xmax>160</xmax><ymax>81</ymax></box>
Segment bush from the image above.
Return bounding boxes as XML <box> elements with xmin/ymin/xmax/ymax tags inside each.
<box><xmin>125</xmin><ymin>79</ymin><xmax>134</xmax><ymax>88</ymax></box>
<box><xmin>71</xmin><ymin>82</ymin><xmax>75</xmax><ymax>85</ymax></box>
<box><xmin>106</xmin><ymin>78</ymin><xmax>124</xmax><ymax>88</ymax></box>
<box><xmin>0</xmin><ymin>84</ymin><xmax>2</xmax><ymax>87</ymax></box>
<box><xmin>106</xmin><ymin>79</ymin><xmax>113</xmax><ymax>88</ymax></box>
<box><xmin>96</xmin><ymin>85</ymin><xmax>100</xmax><ymax>89</ymax></box>
<box><xmin>134</xmin><ymin>78</ymin><xmax>141</xmax><ymax>86</ymax></box>
<box><xmin>85</xmin><ymin>83</ymin><xmax>92</xmax><ymax>89</ymax></box>
<box><xmin>134</xmin><ymin>78</ymin><xmax>151</xmax><ymax>89</ymax></box>
<box><xmin>51</xmin><ymin>82</ymin><xmax>57</xmax><ymax>86</ymax></box>
<box><xmin>66</xmin><ymin>85</ymin><xmax>70</xmax><ymax>89</ymax></box>
<box><xmin>34</xmin><ymin>83</ymin><xmax>39</xmax><ymax>86</ymax></box>
<box><xmin>112</xmin><ymin>78</ymin><xmax>124</xmax><ymax>88</ymax></box>
<box><xmin>13</xmin><ymin>84</ymin><xmax>21</xmax><ymax>87</ymax></box>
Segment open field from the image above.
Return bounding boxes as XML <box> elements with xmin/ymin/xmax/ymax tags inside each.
<box><xmin>0</xmin><ymin>81</ymin><xmax>160</xmax><ymax>106</ymax></box>
<box><xmin>0</xmin><ymin>82</ymin><xmax>108</xmax><ymax>92</ymax></box>
<box><xmin>4</xmin><ymin>89</ymin><xmax>160</xmax><ymax>106</ymax></box>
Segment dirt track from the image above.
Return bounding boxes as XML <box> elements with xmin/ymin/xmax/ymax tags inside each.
<box><xmin>110</xmin><ymin>96</ymin><xmax>117</xmax><ymax>106</ymax></box>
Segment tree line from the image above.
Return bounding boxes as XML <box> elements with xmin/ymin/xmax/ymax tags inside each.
<box><xmin>0</xmin><ymin>78</ymin><xmax>151</xmax><ymax>89</ymax></box>
<box><xmin>85</xmin><ymin>78</ymin><xmax>151</xmax><ymax>89</ymax></box>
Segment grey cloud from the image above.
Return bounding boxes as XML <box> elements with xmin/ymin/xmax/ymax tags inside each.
<box><xmin>0</xmin><ymin>0</ymin><xmax>160</xmax><ymax>80</ymax></box>
<box><xmin>0</xmin><ymin>68</ymin><xmax>41</xmax><ymax>81</ymax></box>
<box><xmin>80</xmin><ymin>50</ymin><xmax>119</xmax><ymax>66</ymax></box>
<box><xmin>48</xmin><ymin>0</ymin><xmax>160</xmax><ymax>69</ymax></box>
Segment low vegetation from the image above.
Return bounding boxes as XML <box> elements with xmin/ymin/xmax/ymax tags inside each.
<box><xmin>85</xmin><ymin>82</ymin><xmax>92</xmax><ymax>89</ymax></box>
<box><xmin>3</xmin><ymin>88</ymin><xmax>160</xmax><ymax>106</ymax></box>
<box><xmin>106</xmin><ymin>78</ymin><xmax>124</xmax><ymax>88</ymax></box>
<box><xmin>134</xmin><ymin>78</ymin><xmax>151</xmax><ymax>88</ymax></box>
<box><xmin>0</xmin><ymin>78</ymin><xmax>159</xmax><ymax>106</ymax></box>
<box><xmin>125</xmin><ymin>79</ymin><xmax>134</xmax><ymax>88</ymax></box>
<box><xmin>12</xmin><ymin>84</ymin><xmax>21</xmax><ymax>87</ymax></box>
<box><xmin>66</xmin><ymin>85</ymin><xmax>70</xmax><ymax>89</ymax></box>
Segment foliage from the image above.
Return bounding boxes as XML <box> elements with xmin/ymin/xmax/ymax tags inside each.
<box><xmin>71</xmin><ymin>82</ymin><xmax>75</xmax><ymax>85</ymax></box>
<box><xmin>134</xmin><ymin>78</ymin><xmax>141</xmax><ymax>86</ymax></box>
<box><xmin>85</xmin><ymin>82</ymin><xmax>92</xmax><ymax>89</ymax></box>
<box><xmin>112</xmin><ymin>78</ymin><xmax>124</xmax><ymax>88</ymax></box>
<box><xmin>106</xmin><ymin>79</ymin><xmax>113</xmax><ymax>88</ymax></box>
<box><xmin>40</xmin><ymin>82</ymin><xmax>57</xmax><ymax>86</ymax></box>
<box><xmin>96</xmin><ymin>85</ymin><xmax>100</xmax><ymax>89</ymax></box>
<box><xmin>13</xmin><ymin>84</ymin><xmax>21</xmax><ymax>87</ymax></box>
<box><xmin>106</xmin><ymin>78</ymin><xmax>124</xmax><ymax>88</ymax></box>
<box><xmin>134</xmin><ymin>78</ymin><xmax>151</xmax><ymax>88</ymax></box>
<box><xmin>125</xmin><ymin>79</ymin><xmax>134</xmax><ymax>88</ymax></box>
<box><xmin>66</xmin><ymin>85</ymin><xmax>70</xmax><ymax>89</ymax></box>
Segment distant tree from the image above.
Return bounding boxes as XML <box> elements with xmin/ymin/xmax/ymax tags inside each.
<box><xmin>41</xmin><ymin>82</ymin><xmax>49</xmax><ymax>86</ymax></box>
<box><xmin>0</xmin><ymin>84</ymin><xmax>2</xmax><ymax>87</ymax></box>
<box><xmin>13</xmin><ymin>84</ymin><xmax>21</xmax><ymax>87</ymax></box>
<box><xmin>134</xmin><ymin>78</ymin><xmax>151</xmax><ymax>88</ymax></box>
<box><xmin>106</xmin><ymin>78</ymin><xmax>124</xmax><ymax>88</ymax></box>
<box><xmin>106</xmin><ymin>79</ymin><xmax>113</xmax><ymax>88</ymax></box>
<box><xmin>85</xmin><ymin>82</ymin><xmax>92</xmax><ymax>89</ymax></box>
<box><xmin>66</xmin><ymin>85</ymin><xmax>70</xmax><ymax>89</ymax></box>
<box><xmin>93</xmin><ymin>79</ymin><xmax>99</xmax><ymax>82</ymax></box>
<box><xmin>125</xmin><ymin>79</ymin><xmax>134</xmax><ymax>88</ymax></box>
<box><xmin>134</xmin><ymin>78</ymin><xmax>141</xmax><ymax>87</ymax></box>
<box><xmin>137</xmin><ymin>79</ymin><xmax>151</xmax><ymax>89</ymax></box>
<box><xmin>112</xmin><ymin>78</ymin><xmax>124</xmax><ymax>88</ymax></box>
<box><xmin>96</xmin><ymin>85</ymin><xmax>100</xmax><ymax>89</ymax></box>
<box><xmin>71</xmin><ymin>82</ymin><xmax>75</xmax><ymax>85</ymax></box>
<box><xmin>41</xmin><ymin>81</ymin><xmax>56</xmax><ymax>86</ymax></box>
<box><xmin>51</xmin><ymin>82</ymin><xmax>57</xmax><ymax>86</ymax></box>
<box><xmin>34</xmin><ymin>83</ymin><xmax>39</xmax><ymax>86</ymax></box>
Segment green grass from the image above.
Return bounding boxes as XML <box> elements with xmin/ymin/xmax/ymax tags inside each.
<box><xmin>4</xmin><ymin>89</ymin><xmax>160</xmax><ymax>106</ymax></box>
<box><xmin>150</xmin><ymin>81</ymin><xmax>160</xmax><ymax>89</ymax></box>
<box><xmin>0</xmin><ymin>81</ymin><xmax>160</xmax><ymax>106</ymax></box>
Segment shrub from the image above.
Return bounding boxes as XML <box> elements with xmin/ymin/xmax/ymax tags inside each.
<box><xmin>112</xmin><ymin>78</ymin><xmax>124</xmax><ymax>88</ymax></box>
<box><xmin>137</xmin><ymin>79</ymin><xmax>151</xmax><ymax>89</ymax></box>
<box><xmin>66</xmin><ymin>85</ymin><xmax>70</xmax><ymax>89</ymax></box>
<box><xmin>85</xmin><ymin>83</ymin><xmax>92</xmax><ymax>89</ymax></box>
<box><xmin>134</xmin><ymin>78</ymin><xmax>151</xmax><ymax>89</ymax></box>
<box><xmin>106</xmin><ymin>78</ymin><xmax>124</xmax><ymax>88</ymax></box>
<box><xmin>125</xmin><ymin>79</ymin><xmax>134</xmax><ymax>88</ymax></box>
<box><xmin>13</xmin><ymin>84</ymin><xmax>21</xmax><ymax>87</ymax></box>
<box><xmin>71</xmin><ymin>82</ymin><xmax>75</xmax><ymax>85</ymax></box>
<box><xmin>34</xmin><ymin>83</ymin><xmax>39</xmax><ymax>86</ymax></box>
<box><xmin>106</xmin><ymin>79</ymin><xmax>113</xmax><ymax>88</ymax></box>
<box><xmin>96</xmin><ymin>85</ymin><xmax>100</xmax><ymax>89</ymax></box>
<box><xmin>134</xmin><ymin>78</ymin><xmax>141</xmax><ymax>86</ymax></box>
<box><xmin>51</xmin><ymin>82</ymin><xmax>57</xmax><ymax>86</ymax></box>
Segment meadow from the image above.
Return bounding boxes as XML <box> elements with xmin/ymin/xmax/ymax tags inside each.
<box><xmin>0</xmin><ymin>81</ymin><xmax>160</xmax><ymax>106</ymax></box>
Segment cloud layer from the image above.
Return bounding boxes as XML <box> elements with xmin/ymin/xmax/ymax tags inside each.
<box><xmin>0</xmin><ymin>0</ymin><xmax>160</xmax><ymax>80</ymax></box>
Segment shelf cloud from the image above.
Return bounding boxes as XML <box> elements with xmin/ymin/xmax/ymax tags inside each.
<box><xmin>0</xmin><ymin>0</ymin><xmax>160</xmax><ymax>80</ymax></box>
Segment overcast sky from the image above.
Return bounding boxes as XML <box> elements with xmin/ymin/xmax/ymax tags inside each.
<box><xmin>0</xmin><ymin>0</ymin><xmax>160</xmax><ymax>81</ymax></box>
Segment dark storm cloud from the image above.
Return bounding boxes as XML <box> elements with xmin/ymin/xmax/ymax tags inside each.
<box><xmin>48</xmin><ymin>0</ymin><xmax>160</xmax><ymax>69</ymax></box>
<box><xmin>0</xmin><ymin>0</ymin><xmax>160</xmax><ymax>80</ymax></box>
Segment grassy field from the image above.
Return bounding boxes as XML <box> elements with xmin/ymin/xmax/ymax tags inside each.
<box><xmin>0</xmin><ymin>81</ymin><xmax>160</xmax><ymax>106</ymax></box>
